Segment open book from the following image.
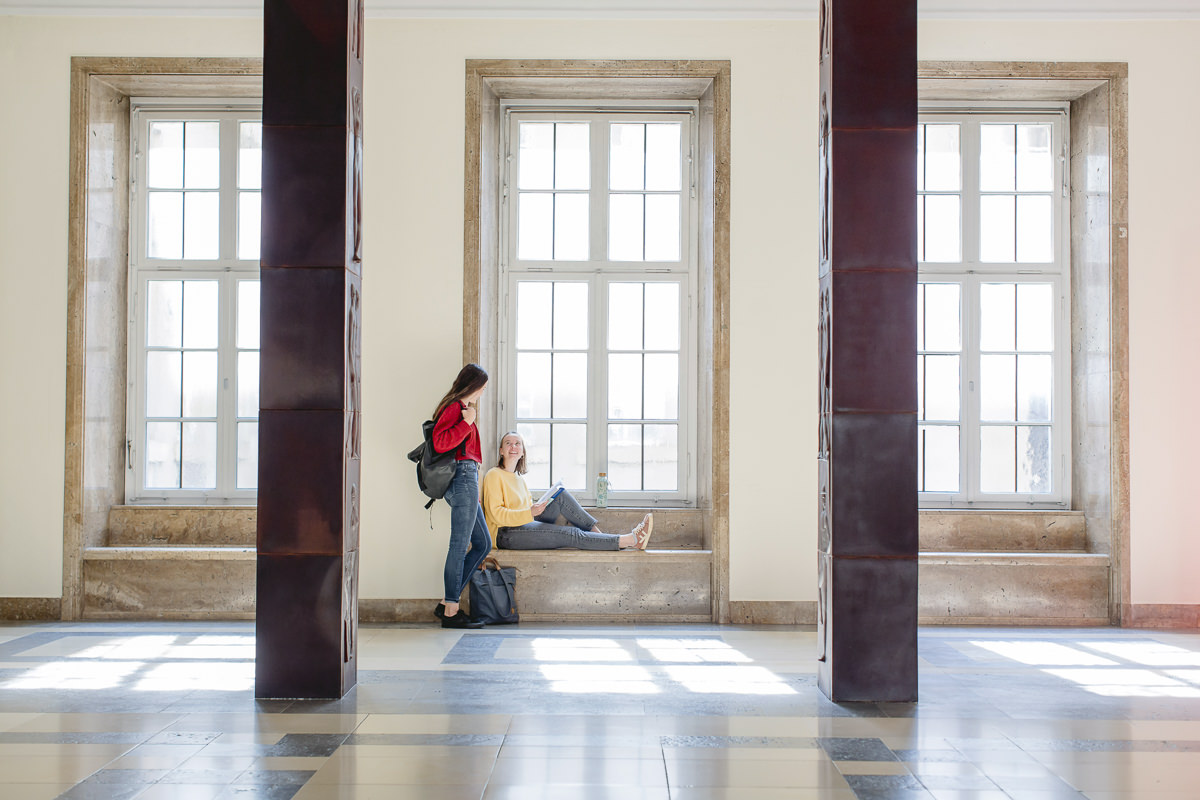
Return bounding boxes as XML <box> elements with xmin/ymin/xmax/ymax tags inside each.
<box><xmin>536</xmin><ymin>481</ymin><xmax>565</xmax><ymax>506</ymax></box>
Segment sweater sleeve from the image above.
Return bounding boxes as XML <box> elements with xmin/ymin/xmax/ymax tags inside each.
<box><xmin>482</xmin><ymin>468</ymin><xmax>535</xmax><ymax>529</ymax></box>
<box><xmin>431</xmin><ymin>402</ymin><xmax>471</xmax><ymax>454</ymax></box>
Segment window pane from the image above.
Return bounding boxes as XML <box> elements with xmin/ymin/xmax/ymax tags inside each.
<box><xmin>644</xmin><ymin>194</ymin><xmax>680</xmax><ymax>261</ymax></box>
<box><xmin>183</xmin><ymin>281</ymin><xmax>219</xmax><ymax>349</ymax></box>
<box><xmin>516</xmin><ymin>352</ymin><xmax>551</xmax><ymax>418</ymax></box>
<box><xmin>917</xmin><ymin>353</ymin><xmax>923</xmax><ymax>417</ymax></box>
<box><xmin>517</xmin><ymin>422</ymin><xmax>550</xmax><ymax>490</ymax></box>
<box><xmin>182</xmin><ymin>421</ymin><xmax>217</xmax><ymax>489</ymax></box>
<box><xmin>183</xmin><ymin>192</ymin><xmax>220</xmax><ymax>260</ymax></box>
<box><xmin>238</xmin><ymin>121</ymin><xmax>262</xmax><ymax>190</ymax></box>
<box><xmin>516</xmin><ymin>281</ymin><xmax>552</xmax><ymax>350</ymax></box>
<box><xmin>1016</xmin><ymin>194</ymin><xmax>1053</xmax><ymax>263</ymax></box>
<box><xmin>917</xmin><ymin>123</ymin><xmax>924</xmax><ymax>192</ymax></box>
<box><xmin>645</xmin><ymin>123</ymin><xmax>681</xmax><ymax>191</ymax></box>
<box><xmin>980</xmin><ymin>425</ymin><xmax>1016</xmax><ymax>493</ymax></box>
<box><xmin>182</xmin><ymin>351</ymin><xmax>218</xmax><ymax>418</ymax></box>
<box><xmin>644</xmin><ymin>282</ymin><xmax>680</xmax><ymax>350</ymax></box>
<box><xmin>980</xmin><ymin>283</ymin><xmax>1016</xmax><ymax>351</ymax></box>
<box><xmin>237</xmin><ymin>280</ymin><xmax>260</xmax><ymax>350</ymax></box>
<box><xmin>552</xmin><ymin>282</ymin><xmax>589</xmax><ymax>350</ymax></box>
<box><xmin>238</xmin><ymin>352</ymin><xmax>259</xmax><ymax>418</ymax></box>
<box><xmin>147</xmin><ymin>191</ymin><xmax>183</xmax><ymax>259</ymax></box>
<box><xmin>146</xmin><ymin>351</ymin><xmax>182</xmax><ymax>418</ymax></box>
<box><xmin>1017</xmin><ymin>283</ymin><xmax>1053</xmax><ymax>352</ymax></box>
<box><xmin>237</xmin><ymin>421</ymin><xmax>258</xmax><ymax>490</ymax></box>
<box><xmin>644</xmin><ymin>353</ymin><xmax>678</xmax><ymax>420</ymax></box>
<box><xmin>608</xmin><ymin>283</ymin><xmax>644</xmax><ymax>350</ymax></box>
<box><xmin>980</xmin><ymin>124</ymin><xmax>1015</xmax><ymax>192</ymax></box>
<box><xmin>608</xmin><ymin>354</ymin><xmax>642</xmax><ymax>420</ymax></box>
<box><xmin>923</xmin><ymin>195</ymin><xmax>960</xmax><ymax>263</ymax></box>
<box><xmin>238</xmin><ymin>192</ymin><xmax>261</xmax><ymax>261</ymax></box>
<box><xmin>1017</xmin><ymin>354</ymin><xmax>1052</xmax><ymax>422</ymax></box>
<box><xmin>1017</xmin><ymin>123</ymin><xmax>1053</xmax><ymax>192</ymax></box>
<box><xmin>610</xmin><ymin>123</ymin><xmax>645</xmax><ymax>191</ymax></box>
<box><xmin>980</xmin><ymin>195</ymin><xmax>1015</xmax><ymax>262</ymax></box>
<box><xmin>609</xmin><ymin>194</ymin><xmax>644</xmax><ymax>261</ymax></box>
<box><xmin>644</xmin><ymin>424</ymin><xmax>678</xmax><ymax>491</ymax></box>
<box><xmin>552</xmin><ymin>353</ymin><xmax>587</xmax><ymax>419</ymax></box>
<box><xmin>146</xmin><ymin>280</ymin><xmax>183</xmax><ymax>348</ymax></box>
<box><xmin>517</xmin><ymin>193</ymin><xmax>553</xmax><ymax>261</ymax></box>
<box><xmin>147</xmin><ymin>121</ymin><xmax>183</xmax><ymax>189</ymax></box>
<box><xmin>145</xmin><ymin>421</ymin><xmax>181</xmax><ymax>489</ymax></box>
<box><xmin>980</xmin><ymin>354</ymin><xmax>1016</xmax><ymax>422</ymax></box>
<box><xmin>553</xmin><ymin>193</ymin><xmax>589</xmax><ymax>261</ymax></box>
<box><xmin>922</xmin><ymin>283</ymin><xmax>960</xmax><ymax>351</ymax></box>
<box><xmin>607</xmin><ymin>423</ymin><xmax>641</xmax><ymax>490</ymax></box>
<box><xmin>554</xmin><ymin>122</ymin><xmax>590</xmax><ymax>190</ymax></box>
<box><xmin>916</xmin><ymin>196</ymin><xmax>924</xmax><ymax>262</ymax></box>
<box><xmin>518</xmin><ymin>122</ymin><xmax>554</xmax><ymax>190</ymax></box>
<box><xmin>923</xmin><ymin>123</ymin><xmax>960</xmax><ymax>192</ymax></box>
<box><xmin>1017</xmin><ymin>425</ymin><xmax>1052</xmax><ymax>493</ymax></box>
<box><xmin>921</xmin><ymin>425</ymin><xmax>959</xmax><ymax>493</ymax></box>
<box><xmin>551</xmin><ymin>423</ymin><xmax>587</xmax><ymax>491</ymax></box>
<box><xmin>922</xmin><ymin>355</ymin><xmax>959</xmax><ymax>422</ymax></box>
<box><xmin>184</xmin><ymin>121</ymin><xmax>220</xmax><ymax>189</ymax></box>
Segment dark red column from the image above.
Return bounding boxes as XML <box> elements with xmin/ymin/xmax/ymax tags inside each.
<box><xmin>256</xmin><ymin>0</ymin><xmax>364</xmax><ymax>699</ymax></box>
<box><xmin>816</xmin><ymin>0</ymin><xmax>918</xmax><ymax>702</ymax></box>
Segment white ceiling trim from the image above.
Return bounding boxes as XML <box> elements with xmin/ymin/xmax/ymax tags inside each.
<box><xmin>3</xmin><ymin>0</ymin><xmax>1200</xmax><ymax>19</ymax></box>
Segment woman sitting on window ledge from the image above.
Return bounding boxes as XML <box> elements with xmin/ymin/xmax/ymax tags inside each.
<box><xmin>482</xmin><ymin>431</ymin><xmax>652</xmax><ymax>551</ymax></box>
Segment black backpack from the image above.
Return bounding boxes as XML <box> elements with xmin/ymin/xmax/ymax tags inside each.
<box><xmin>407</xmin><ymin>419</ymin><xmax>461</xmax><ymax>509</ymax></box>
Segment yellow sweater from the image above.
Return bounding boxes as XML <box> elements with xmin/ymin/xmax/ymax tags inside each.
<box><xmin>481</xmin><ymin>467</ymin><xmax>535</xmax><ymax>543</ymax></box>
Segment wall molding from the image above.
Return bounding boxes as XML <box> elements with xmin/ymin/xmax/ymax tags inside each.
<box><xmin>0</xmin><ymin>598</ymin><xmax>62</xmax><ymax>621</ymax></box>
<box><xmin>730</xmin><ymin>601</ymin><xmax>816</xmax><ymax>625</ymax></box>
<box><xmin>5</xmin><ymin>1</ymin><xmax>1200</xmax><ymax>20</ymax></box>
<box><xmin>1125</xmin><ymin>605</ymin><xmax>1200</xmax><ymax>629</ymax></box>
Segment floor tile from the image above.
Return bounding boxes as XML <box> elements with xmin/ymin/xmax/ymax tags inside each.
<box><xmin>835</xmin><ymin>759</ymin><xmax>913</xmax><ymax>775</ymax></box>
<box><xmin>0</xmin><ymin>784</ymin><xmax>75</xmax><ymax>800</ymax></box>
<box><xmin>5</xmin><ymin>622</ymin><xmax>1200</xmax><ymax>799</ymax></box>
<box><xmin>486</xmin><ymin>756</ymin><xmax>667</xmax><ymax>786</ymax></box>
<box><xmin>664</xmin><ymin>758</ymin><xmax>851</xmax><ymax>788</ymax></box>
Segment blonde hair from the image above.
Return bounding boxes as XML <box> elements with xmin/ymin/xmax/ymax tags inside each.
<box><xmin>496</xmin><ymin>430</ymin><xmax>527</xmax><ymax>475</ymax></box>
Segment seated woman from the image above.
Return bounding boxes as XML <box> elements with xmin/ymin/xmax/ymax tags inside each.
<box><xmin>483</xmin><ymin>431</ymin><xmax>653</xmax><ymax>551</ymax></box>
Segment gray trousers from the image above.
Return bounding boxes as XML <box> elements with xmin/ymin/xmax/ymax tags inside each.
<box><xmin>496</xmin><ymin>488</ymin><xmax>621</xmax><ymax>550</ymax></box>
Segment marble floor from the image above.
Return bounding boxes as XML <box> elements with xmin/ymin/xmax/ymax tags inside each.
<box><xmin>3</xmin><ymin>622</ymin><xmax>1200</xmax><ymax>799</ymax></box>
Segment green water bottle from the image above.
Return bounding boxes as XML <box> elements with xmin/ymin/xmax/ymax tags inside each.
<box><xmin>596</xmin><ymin>472</ymin><xmax>608</xmax><ymax>508</ymax></box>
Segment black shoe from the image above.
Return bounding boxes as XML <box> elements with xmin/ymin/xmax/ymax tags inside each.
<box><xmin>434</xmin><ymin>603</ymin><xmax>446</xmax><ymax>620</ymax></box>
<box><xmin>441</xmin><ymin>611</ymin><xmax>484</xmax><ymax>629</ymax></box>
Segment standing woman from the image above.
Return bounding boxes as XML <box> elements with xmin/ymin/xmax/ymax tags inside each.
<box><xmin>431</xmin><ymin>364</ymin><xmax>492</xmax><ymax>628</ymax></box>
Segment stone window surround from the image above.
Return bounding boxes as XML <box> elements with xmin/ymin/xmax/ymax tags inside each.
<box><xmin>54</xmin><ymin>57</ymin><xmax>1132</xmax><ymax>627</ymax></box>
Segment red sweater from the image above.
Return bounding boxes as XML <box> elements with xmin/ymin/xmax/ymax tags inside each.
<box><xmin>432</xmin><ymin>401</ymin><xmax>482</xmax><ymax>463</ymax></box>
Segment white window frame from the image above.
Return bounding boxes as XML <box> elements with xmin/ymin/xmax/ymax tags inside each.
<box><xmin>499</xmin><ymin>104</ymin><xmax>700</xmax><ymax>506</ymax></box>
<box><xmin>919</xmin><ymin>104</ymin><xmax>1072</xmax><ymax>509</ymax></box>
<box><xmin>126</xmin><ymin>100</ymin><xmax>262</xmax><ymax>504</ymax></box>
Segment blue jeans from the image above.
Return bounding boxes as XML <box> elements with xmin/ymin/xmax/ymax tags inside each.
<box><xmin>497</xmin><ymin>489</ymin><xmax>620</xmax><ymax>551</ymax></box>
<box><xmin>442</xmin><ymin>460</ymin><xmax>491</xmax><ymax>603</ymax></box>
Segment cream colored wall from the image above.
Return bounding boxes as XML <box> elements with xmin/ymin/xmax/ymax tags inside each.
<box><xmin>0</xmin><ymin>13</ymin><xmax>1196</xmax><ymax>608</ymax></box>
<box><xmin>0</xmin><ymin>17</ymin><xmax>255</xmax><ymax>598</ymax></box>
<box><xmin>917</xmin><ymin>20</ymin><xmax>1200</xmax><ymax>605</ymax></box>
<box><xmin>362</xmin><ymin>19</ymin><xmax>814</xmax><ymax>604</ymax></box>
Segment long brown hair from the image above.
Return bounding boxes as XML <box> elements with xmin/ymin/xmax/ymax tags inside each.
<box><xmin>496</xmin><ymin>430</ymin><xmax>527</xmax><ymax>475</ymax></box>
<box><xmin>432</xmin><ymin>363</ymin><xmax>489</xmax><ymax>421</ymax></box>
